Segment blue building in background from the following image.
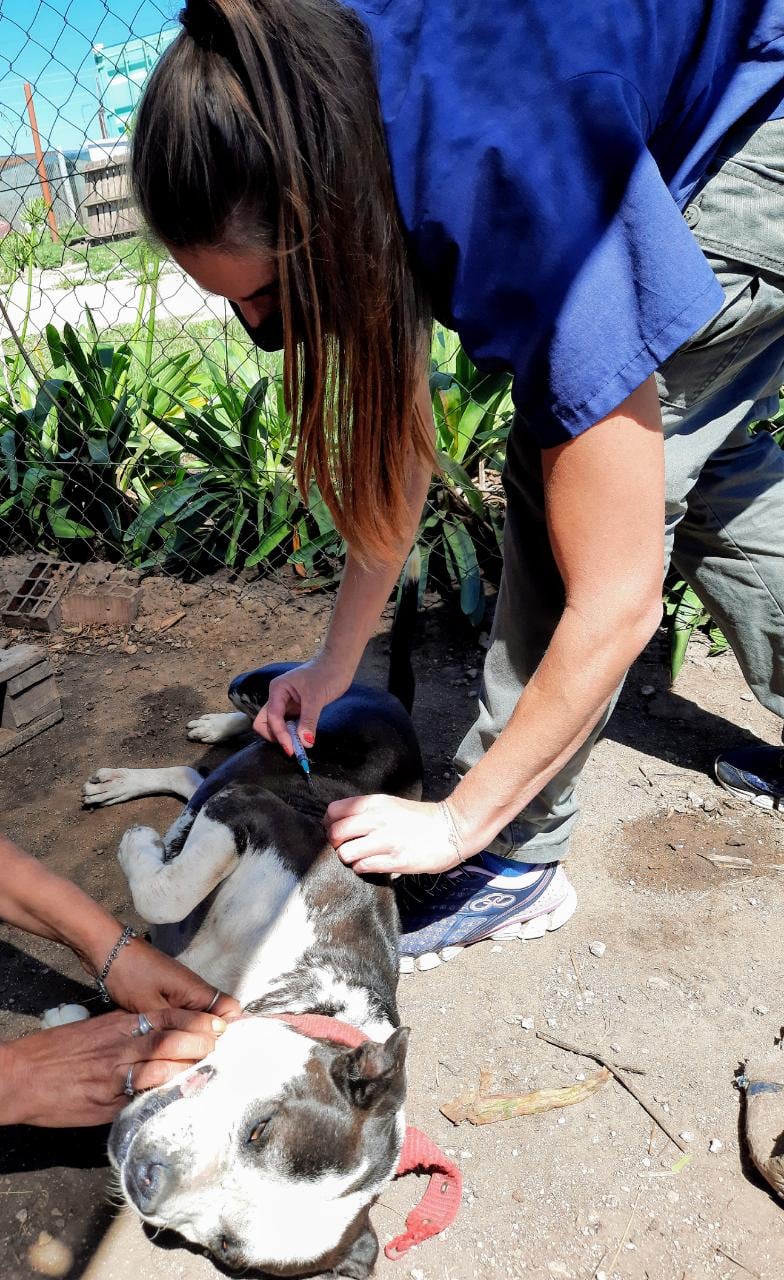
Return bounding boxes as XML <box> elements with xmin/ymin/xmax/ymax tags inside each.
<box><xmin>93</xmin><ymin>28</ymin><xmax>178</xmax><ymax>136</ymax></box>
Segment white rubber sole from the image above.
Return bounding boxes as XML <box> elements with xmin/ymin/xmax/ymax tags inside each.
<box><xmin>399</xmin><ymin>882</ymin><xmax>578</xmax><ymax>974</ymax></box>
<box><xmin>715</xmin><ymin>777</ymin><xmax>780</xmax><ymax>810</ymax></box>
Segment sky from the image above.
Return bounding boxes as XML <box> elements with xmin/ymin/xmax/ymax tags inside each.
<box><xmin>0</xmin><ymin>0</ymin><xmax>178</xmax><ymax>155</ymax></box>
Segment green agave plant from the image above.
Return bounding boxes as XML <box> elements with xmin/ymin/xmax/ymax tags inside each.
<box><xmin>663</xmin><ymin>577</ymin><xmax>728</xmax><ymax>681</ymax></box>
<box><xmin>0</xmin><ymin>321</ymin><xmax>140</xmax><ymax>554</ymax></box>
<box><xmin>129</xmin><ymin>365</ymin><xmax>343</xmax><ymax>581</ymax></box>
<box><xmin>420</xmin><ymin>329</ymin><xmax>513</xmax><ymax>623</ymax></box>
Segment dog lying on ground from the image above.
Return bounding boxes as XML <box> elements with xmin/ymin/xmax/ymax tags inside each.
<box><xmin>83</xmin><ymin>567</ymin><xmax>423</xmax><ymax>1278</ymax></box>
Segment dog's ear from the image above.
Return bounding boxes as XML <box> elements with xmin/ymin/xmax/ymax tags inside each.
<box><xmin>323</xmin><ymin>1211</ymin><xmax>379</xmax><ymax>1278</ymax></box>
<box><xmin>331</xmin><ymin>1027</ymin><xmax>409</xmax><ymax>1111</ymax></box>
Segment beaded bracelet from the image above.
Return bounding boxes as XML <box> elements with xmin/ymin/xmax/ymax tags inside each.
<box><xmin>96</xmin><ymin>924</ymin><xmax>137</xmax><ymax>1004</ymax></box>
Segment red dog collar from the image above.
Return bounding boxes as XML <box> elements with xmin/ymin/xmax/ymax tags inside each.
<box><xmin>272</xmin><ymin>1013</ymin><xmax>462</xmax><ymax>1259</ymax></box>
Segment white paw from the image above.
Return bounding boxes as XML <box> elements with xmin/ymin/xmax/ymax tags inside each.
<box><xmin>41</xmin><ymin>1004</ymin><xmax>90</xmax><ymax>1029</ymax></box>
<box><xmin>118</xmin><ymin>825</ymin><xmax>164</xmax><ymax>880</ymax></box>
<box><xmin>82</xmin><ymin>768</ymin><xmax>137</xmax><ymax>807</ymax></box>
<box><xmin>187</xmin><ymin>712</ymin><xmax>245</xmax><ymax>743</ymax></box>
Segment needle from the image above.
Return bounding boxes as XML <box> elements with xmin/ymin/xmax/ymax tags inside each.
<box><xmin>285</xmin><ymin>720</ymin><xmax>314</xmax><ymax>790</ymax></box>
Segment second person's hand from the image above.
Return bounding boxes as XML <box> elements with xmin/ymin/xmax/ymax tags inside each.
<box><xmin>105</xmin><ymin>934</ymin><xmax>240</xmax><ymax>1021</ymax></box>
<box><xmin>253</xmin><ymin>654</ymin><xmax>353</xmax><ymax>753</ymax></box>
<box><xmin>326</xmin><ymin>793</ymin><xmax>474</xmax><ymax>875</ymax></box>
<box><xmin>2</xmin><ymin>1007</ymin><xmax>227</xmax><ymax>1128</ymax></box>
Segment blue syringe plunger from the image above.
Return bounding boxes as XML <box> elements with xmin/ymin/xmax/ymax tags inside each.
<box><xmin>285</xmin><ymin>719</ymin><xmax>312</xmax><ymax>783</ymax></box>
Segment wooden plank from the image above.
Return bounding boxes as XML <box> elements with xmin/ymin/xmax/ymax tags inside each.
<box><xmin>6</xmin><ymin>658</ymin><xmax>52</xmax><ymax>696</ymax></box>
<box><xmin>0</xmin><ymin>708</ymin><xmax>63</xmax><ymax>758</ymax></box>
<box><xmin>0</xmin><ymin>644</ymin><xmax>47</xmax><ymax>683</ymax></box>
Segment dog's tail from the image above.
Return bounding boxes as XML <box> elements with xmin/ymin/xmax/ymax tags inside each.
<box><xmin>388</xmin><ymin>545</ymin><xmax>421</xmax><ymax>713</ymax></box>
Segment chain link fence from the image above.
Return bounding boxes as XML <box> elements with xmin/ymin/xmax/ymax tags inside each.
<box><xmin>0</xmin><ymin>2</ymin><xmax>512</xmax><ymax>632</ymax></box>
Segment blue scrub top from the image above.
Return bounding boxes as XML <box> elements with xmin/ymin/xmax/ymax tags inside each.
<box><xmin>346</xmin><ymin>0</ymin><xmax>784</xmax><ymax>445</ymax></box>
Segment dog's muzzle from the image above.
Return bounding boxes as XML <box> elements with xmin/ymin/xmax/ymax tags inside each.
<box><xmin>109</xmin><ymin>1064</ymin><xmax>216</xmax><ymax>1186</ymax></box>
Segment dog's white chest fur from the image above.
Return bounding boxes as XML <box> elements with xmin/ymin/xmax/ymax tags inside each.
<box><xmin>178</xmin><ymin>844</ymin><xmax>316</xmax><ymax>1007</ymax></box>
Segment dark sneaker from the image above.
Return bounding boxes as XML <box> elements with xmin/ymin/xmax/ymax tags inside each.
<box><xmin>396</xmin><ymin>852</ymin><xmax>577</xmax><ymax>972</ymax></box>
<box><xmin>714</xmin><ymin>745</ymin><xmax>784</xmax><ymax>809</ymax></box>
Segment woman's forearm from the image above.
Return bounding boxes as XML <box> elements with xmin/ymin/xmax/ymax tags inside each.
<box><xmin>0</xmin><ymin>1042</ymin><xmax>24</xmax><ymax>1125</ymax></box>
<box><xmin>450</xmin><ymin>377</ymin><xmax>665</xmax><ymax>853</ymax></box>
<box><xmin>0</xmin><ymin>835</ymin><xmax>119</xmax><ymax>977</ymax></box>
<box><xmin>449</xmin><ymin>594</ymin><xmax>660</xmax><ymax>850</ymax></box>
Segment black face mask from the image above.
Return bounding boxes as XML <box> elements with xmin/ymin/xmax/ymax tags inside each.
<box><xmin>229</xmin><ymin>301</ymin><xmax>285</xmax><ymax>352</ymax></box>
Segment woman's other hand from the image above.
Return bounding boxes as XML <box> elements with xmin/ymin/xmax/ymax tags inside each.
<box><xmin>326</xmin><ymin>794</ymin><xmax>474</xmax><ymax>875</ymax></box>
<box><xmin>1</xmin><ymin>1008</ymin><xmax>228</xmax><ymax>1128</ymax></box>
<box><xmin>106</xmin><ymin>935</ymin><xmax>240</xmax><ymax>1021</ymax></box>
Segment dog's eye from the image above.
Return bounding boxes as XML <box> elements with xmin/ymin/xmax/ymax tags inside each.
<box><xmin>246</xmin><ymin>1116</ymin><xmax>271</xmax><ymax>1144</ymax></box>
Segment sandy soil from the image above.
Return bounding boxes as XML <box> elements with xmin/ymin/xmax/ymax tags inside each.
<box><xmin>1</xmin><ymin>558</ymin><xmax>783</xmax><ymax>1280</ymax></box>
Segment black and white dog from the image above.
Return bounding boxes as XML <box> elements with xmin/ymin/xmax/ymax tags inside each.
<box><xmin>84</xmin><ymin>569</ymin><xmax>424</xmax><ymax>1278</ymax></box>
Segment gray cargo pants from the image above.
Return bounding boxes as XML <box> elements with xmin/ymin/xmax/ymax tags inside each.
<box><xmin>455</xmin><ymin>117</ymin><xmax>784</xmax><ymax>863</ymax></box>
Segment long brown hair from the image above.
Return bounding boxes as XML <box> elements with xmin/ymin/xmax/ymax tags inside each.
<box><xmin>132</xmin><ymin>0</ymin><xmax>432</xmax><ymax>561</ymax></box>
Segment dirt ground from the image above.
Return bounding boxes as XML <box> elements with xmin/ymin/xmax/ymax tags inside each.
<box><xmin>1</xmin><ymin>557</ymin><xmax>783</xmax><ymax>1280</ymax></box>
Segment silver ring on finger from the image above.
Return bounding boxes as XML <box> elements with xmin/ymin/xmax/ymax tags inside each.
<box><xmin>205</xmin><ymin>989</ymin><xmax>221</xmax><ymax>1013</ymax></box>
<box><xmin>131</xmin><ymin>1012</ymin><xmax>154</xmax><ymax>1038</ymax></box>
<box><xmin>123</xmin><ymin>1064</ymin><xmax>136</xmax><ymax>1097</ymax></box>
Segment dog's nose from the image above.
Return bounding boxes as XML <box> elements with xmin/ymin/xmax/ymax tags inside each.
<box><xmin>125</xmin><ymin>1153</ymin><xmax>173</xmax><ymax>1214</ymax></box>
<box><xmin>212</xmin><ymin>1234</ymin><xmax>247</xmax><ymax>1272</ymax></box>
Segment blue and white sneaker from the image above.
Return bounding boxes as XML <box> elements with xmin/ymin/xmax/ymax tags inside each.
<box><xmin>714</xmin><ymin>744</ymin><xmax>784</xmax><ymax>809</ymax></box>
<box><xmin>396</xmin><ymin>852</ymin><xmax>577</xmax><ymax>972</ymax></box>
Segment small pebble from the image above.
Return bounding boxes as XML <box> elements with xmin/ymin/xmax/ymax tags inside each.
<box><xmin>679</xmin><ymin>1131</ymin><xmax>693</xmax><ymax>1143</ymax></box>
<box><xmin>709</xmin><ymin>1138</ymin><xmax>723</xmax><ymax>1154</ymax></box>
<box><xmin>753</xmin><ymin>1004</ymin><xmax>770</xmax><ymax>1015</ymax></box>
<box><xmin>588</xmin><ymin>941</ymin><xmax>606</xmax><ymax>958</ymax></box>
<box><xmin>519</xmin><ymin>1016</ymin><xmax>535</xmax><ymax>1031</ymax></box>
<box><xmin>27</xmin><ymin>1232</ymin><xmax>73</xmax><ymax>1278</ymax></box>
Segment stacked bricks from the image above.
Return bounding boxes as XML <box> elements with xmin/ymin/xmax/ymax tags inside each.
<box><xmin>0</xmin><ymin>644</ymin><xmax>63</xmax><ymax>757</ymax></box>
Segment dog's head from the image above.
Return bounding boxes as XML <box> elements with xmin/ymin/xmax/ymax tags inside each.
<box><xmin>109</xmin><ymin>1017</ymin><xmax>408</xmax><ymax>1277</ymax></box>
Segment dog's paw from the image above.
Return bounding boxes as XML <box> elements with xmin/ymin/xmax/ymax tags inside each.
<box><xmin>118</xmin><ymin>825</ymin><xmax>164</xmax><ymax>881</ymax></box>
<box><xmin>82</xmin><ymin>768</ymin><xmax>139</xmax><ymax>808</ymax></box>
<box><xmin>41</xmin><ymin>1004</ymin><xmax>90</xmax><ymax>1029</ymax></box>
<box><xmin>187</xmin><ymin>712</ymin><xmax>248</xmax><ymax>743</ymax></box>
